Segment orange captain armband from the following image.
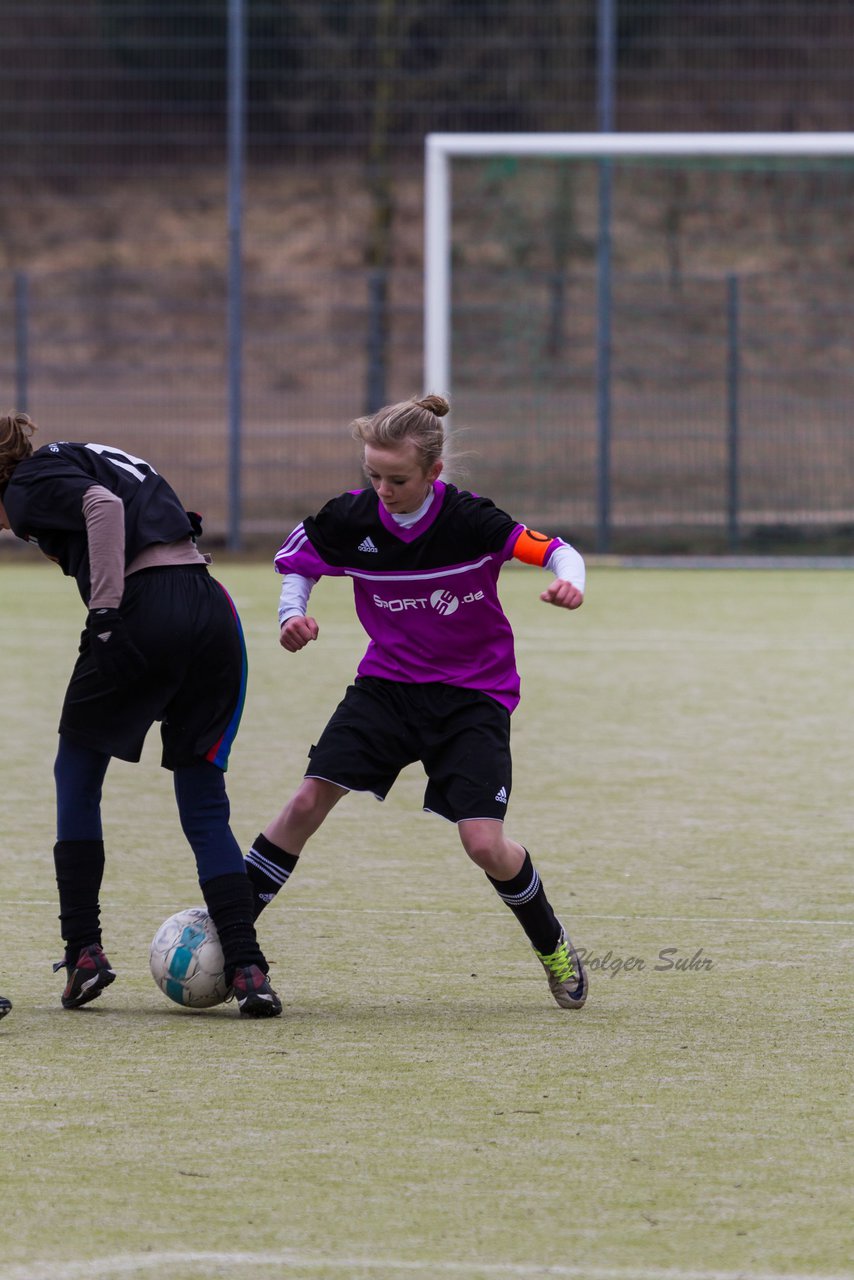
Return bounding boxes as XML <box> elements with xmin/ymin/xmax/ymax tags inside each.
<box><xmin>512</xmin><ymin>527</ymin><xmax>556</xmax><ymax>567</ymax></box>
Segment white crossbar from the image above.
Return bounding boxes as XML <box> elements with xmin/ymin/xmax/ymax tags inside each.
<box><xmin>423</xmin><ymin>131</ymin><xmax>854</xmax><ymax>396</ymax></box>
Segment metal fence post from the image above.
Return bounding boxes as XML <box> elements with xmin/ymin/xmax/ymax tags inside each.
<box><xmin>726</xmin><ymin>273</ymin><xmax>741</xmax><ymax>550</ymax></box>
<box><xmin>365</xmin><ymin>268</ymin><xmax>388</xmax><ymax>413</ymax></box>
<box><xmin>596</xmin><ymin>0</ymin><xmax>616</xmax><ymax>553</ymax></box>
<box><xmin>14</xmin><ymin>270</ymin><xmax>29</xmax><ymax>413</ymax></box>
<box><xmin>227</xmin><ymin>0</ymin><xmax>245</xmax><ymax>550</ymax></box>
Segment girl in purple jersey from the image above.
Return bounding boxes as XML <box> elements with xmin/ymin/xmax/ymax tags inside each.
<box><xmin>0</xmin><ymin>411</ymin><xmax>280</xmax><ymax>1017</ymax></box>
<box><xmin>246</xmin><ymin>394</ymin><xmax>589</xmax><ymax>1010</ymax></box>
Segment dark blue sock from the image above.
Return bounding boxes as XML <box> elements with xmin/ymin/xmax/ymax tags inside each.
<box><xmin>173</xmin><ymin>764</ymin><xmax>267</xmax><ymax>981</ymax></box>
<box><xmin>173</xmin><ymin>761</ymin><xmax>246</xmax><ymax>883</ymax></box>
<box><xmin>54</xmin><ymin>736</ymin><xmax>110</xmax><ymax>841</ymax></box>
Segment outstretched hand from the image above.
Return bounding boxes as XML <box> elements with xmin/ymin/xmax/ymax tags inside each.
<box><xmin>540</xmin><ymin>579</ymin><xmax>584</xmax><ymax>610</ymax></box>
<box><xmin>280</xmin><ymin>616</ymin><xmax>320</xmax><ymax>652</ymax></box>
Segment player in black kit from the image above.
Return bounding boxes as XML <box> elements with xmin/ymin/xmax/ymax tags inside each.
<box><xmin>0</xmin><ymin>412</ymin><xmax>280</xmax><ymax>1017</ymax></box>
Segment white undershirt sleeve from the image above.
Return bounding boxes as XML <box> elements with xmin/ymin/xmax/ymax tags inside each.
<box><xmin>545</xmin><ymin>540</ymin><xmax>586</xmax><ymax>593</ymax></box>
<box><xmin>278</xmin><ymin>573</ymin><xmax>317</xmax><ymax>626</ymax></box>
<box><xmin>82</xmin><ymin>485</ymin><xmax>126</xmax><ymax>609</ymax></box>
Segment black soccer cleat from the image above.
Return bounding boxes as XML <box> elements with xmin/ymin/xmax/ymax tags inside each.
<box><xmin>230</xmin><ymin>965</ymin><xmax>282</xmax><ymax>1018</ymax></box>
<box><xmin>0</xmin><ymin>994</ymin><xmax>11</xmax><ymax>1020</ymax></box>
<box><xmin>55</xmin><ymin>944</ymin><xmax>117</xmax><ymax>1009</ymax></box>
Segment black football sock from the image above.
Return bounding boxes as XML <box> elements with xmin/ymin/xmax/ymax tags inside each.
<box><xmin>245</xmin><ymin>832</ymin><xmax>300</xmax><ymax>920</ymax></box>
<box><xmin>201</xmin><ymin>872</ymin><xmax>268</xmax><ymax>985</ymax></box>
<box><xmin>53</xmin><ymin>839</ymin><xmax>106</xmax><ymax>964</ymax></box>
<box><xmin>486</xmin><ymin>849</ymin><xmax>561</xmax><ymax>954</ymax></box>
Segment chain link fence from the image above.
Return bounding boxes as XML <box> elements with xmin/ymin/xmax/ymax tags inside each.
<box><xmin>2</xmin><ymin>2</ymin><xmax>853</xmax><ymax>549</ymax></box>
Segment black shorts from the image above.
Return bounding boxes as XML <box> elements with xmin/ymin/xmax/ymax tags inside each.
<box><xmin>306</xmin><ymin>676</ymin><xmax>512</xmax><ymax>823</ymax></box>
<box><xmin>59</xmin><ymin>566</ymin><xmax>247</xmax><ymax>770</ymax></box>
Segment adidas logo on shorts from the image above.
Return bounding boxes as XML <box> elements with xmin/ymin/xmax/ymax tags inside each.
<box><xmin>357</xmin><ymin>536</ymin><xmax>379</xmax><ymax>553</ymax></box>
<box><xmin>495</xmin><ymin>786</ymin><xmax>508</xmax><ymax>804</ymax></box>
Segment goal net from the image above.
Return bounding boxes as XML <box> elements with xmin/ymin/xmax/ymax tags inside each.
<box><xmin>424</xmin><ymin>133</ymin><xmax>854</xmax><ymax>553</ymax></box>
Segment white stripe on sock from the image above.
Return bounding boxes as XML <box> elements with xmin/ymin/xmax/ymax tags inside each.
<box><xmin>496</xmin><ymin>869</ymin><xmax>541</xmax><ymax>907</ymax></box>
<box><xmin>247</xmin><ymin>848</ymin><xmax>291</xmax><ymax>888</ymax></box>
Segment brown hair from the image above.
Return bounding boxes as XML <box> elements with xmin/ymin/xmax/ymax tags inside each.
<box><xmin>350</xmin><ymin>394</ymin><xmax>450</xmax><ymax>472</ymax></box>
<box><xmin>0</xmin><ymin>411</ymin><xmax>36</xmax><ymax>491</ymax></box>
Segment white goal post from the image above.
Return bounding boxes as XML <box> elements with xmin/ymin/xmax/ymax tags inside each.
<box><xmin>423</xmin><ymin>130</ymin><xmax>854</xmax><ymax>397</ymax></box>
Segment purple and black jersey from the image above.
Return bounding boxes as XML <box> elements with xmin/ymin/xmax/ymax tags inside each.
<box><xmin>275</xmin><ymin>481</ymin><xmax>527</xmax><ymax>712</ymax></box>
<box><xmin>2</xmin><ymin>441</ymin><xmax>195</xmax><ymax>602</ymax></box>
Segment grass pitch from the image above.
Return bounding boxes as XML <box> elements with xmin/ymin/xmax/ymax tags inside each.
<box><xmin>0</xmin><ymin>558</ymin><xmax>851</xmax><ymax>1280</ymax></box>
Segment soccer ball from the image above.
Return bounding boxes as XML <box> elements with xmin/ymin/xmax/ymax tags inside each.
<box><xmin>149</xmin><ymin>907</ymin><xmax>229</xmax><ymax>1009</ymax></box>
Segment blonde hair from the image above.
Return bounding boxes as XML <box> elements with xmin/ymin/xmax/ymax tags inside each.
<box><xmin>350</xmin><ymin>394</ymin><xmax>449</xmax><ymax>472</ymax></box>
<box><xmin>0</xmin><ymin>411</ymin><xmax>36</xmax><ymax>491</ymax></box>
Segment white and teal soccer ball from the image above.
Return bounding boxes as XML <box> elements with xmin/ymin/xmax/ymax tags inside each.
<box><xmin>149</xmin><ymin>907</ymin><xmax>228</xmax><ymax>1009</ymax></box>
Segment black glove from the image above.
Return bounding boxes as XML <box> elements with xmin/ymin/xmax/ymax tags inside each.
<box><xmin>85</xmin><ymin>607</ymin><xmax>148</xmax><ymax>685</ymax></box>
<box><xmin>186</xmin><ymin>510</ymin><xmax>203</xmax><ymax>539</ymax></box>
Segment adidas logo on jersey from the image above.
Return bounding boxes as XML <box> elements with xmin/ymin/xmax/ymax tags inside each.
<box><xmin>357</xmin><ymin>536</ymin><xmax>379</xmax><ymax>553</ymax></box>
<box><xmin>495</xmin><ymin>786</ymin><xmax>508</xmax><ymax>804</ymax></box>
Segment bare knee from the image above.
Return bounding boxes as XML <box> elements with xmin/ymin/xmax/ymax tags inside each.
<box><xmin>458</xmin><ymin>820</ymin><xmax>524</xmax><ymax>878</ymax></box>
<box><xmin>265</xmin><ymin>777</ymin><xmax>346</xmax><ymax>852</ymax></box>
<box><xmin>289</xmin><ymin>778</ymin><xmax>340</xmax><ymax>822</ymax></box>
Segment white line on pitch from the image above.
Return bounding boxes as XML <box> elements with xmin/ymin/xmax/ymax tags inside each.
<box><xmin>285</xmin><ymin>906</ymin><xmax>852</xmax><ymax>928</ymax></box>
<box><xmin>9</xmin><ymin>901</ymin><xmax>851</xmax><ymax>929</ymax></box>
<box><xmin>0</xmin><ymin>1254</ymin><xmax>850</xmax><ymax>1280</ymax></box>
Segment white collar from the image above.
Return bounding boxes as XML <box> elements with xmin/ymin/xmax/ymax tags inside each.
<box><xmin>390</xmin><ymin>487</ymin><xmax>435</xmax><ymax>528</ymax></box>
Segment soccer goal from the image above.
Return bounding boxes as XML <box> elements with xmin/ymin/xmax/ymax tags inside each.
<box><xmin>423</xmin><ymin>132</ymin><xmax>854</xmax><ymax>552</ymax></box>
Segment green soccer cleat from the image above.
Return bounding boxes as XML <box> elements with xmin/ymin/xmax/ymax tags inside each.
<box><xmin>533</xmin><ymin>925</ymin><xmax>588</xmax><ymax>1009</ymax></box>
